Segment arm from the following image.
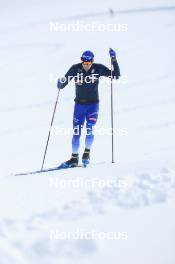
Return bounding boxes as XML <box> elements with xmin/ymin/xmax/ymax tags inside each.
<box><xmin>100</xmin><ymin>59</ymin><xmax>120</xmax><ymax>79</ymax></box>
<box><xmin>57</xmin><ymin>65</ymin><xmax>75</xmax><ymax>89</ymax></box>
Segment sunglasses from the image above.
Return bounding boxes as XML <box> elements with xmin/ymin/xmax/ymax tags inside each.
<box><xmin>81</xmin><ymin>60</ymin><xmax>93</xmax><ymax>65</ymax></box>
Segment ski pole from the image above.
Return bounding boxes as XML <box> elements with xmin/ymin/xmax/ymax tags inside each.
<box><xmin>41</xmin><ymin>90</ymin><xmax>60</xmax><ymax>170</ymax></box>
<box><xmin>110</xmin><ymin>59</ymin><xmax>115</xmax><ymax>163</ymax></box>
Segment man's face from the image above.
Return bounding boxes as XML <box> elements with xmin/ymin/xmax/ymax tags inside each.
<box><xmin>82</xmin><ymin>61</ymin><xmax>93</xmax><ymax>71</ymax></box>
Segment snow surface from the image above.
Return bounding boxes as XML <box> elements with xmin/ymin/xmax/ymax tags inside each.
<box><xmin>0</xmin><ymin>0</ymin><xmax>175</xmax><ymax>263</ymax></box>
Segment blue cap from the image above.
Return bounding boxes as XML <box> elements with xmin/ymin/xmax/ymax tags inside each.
<box><xmin>81</xmin><ymin>50</ymin><xmax>94</xmax><ymax>62</ymax></box>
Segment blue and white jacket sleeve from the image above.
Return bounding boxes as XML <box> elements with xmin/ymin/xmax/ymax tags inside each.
<box><xmin>57</xmin><ymin>65</ymin><xmax>75</xmax><ymax>89</ymax></box>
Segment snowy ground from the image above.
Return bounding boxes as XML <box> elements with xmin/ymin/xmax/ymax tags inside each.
<box><xmin>0</xmin><ymin>0</ymin><xmax>175</xmax><ymax>263</ymax></box>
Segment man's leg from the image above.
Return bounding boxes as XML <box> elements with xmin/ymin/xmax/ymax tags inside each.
<box><xmin>72</xmin><ymin>103</ymin><xmax>86</xmax><ymax>154</ymax></box>
<box><xmin>59</xmin><ymin>104</ymin><xmax>86</xmax><ymax>168</ymax></box>
<box><xmin>85</xmin><ymin>103</ymin><xmax>99</xmax><ymax>151</ymax></box>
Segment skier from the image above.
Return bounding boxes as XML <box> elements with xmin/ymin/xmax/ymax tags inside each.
<box><xmin>57</xmin><ymin>48</ymin><xmax>120</xmax><ymax>168</ymax></box>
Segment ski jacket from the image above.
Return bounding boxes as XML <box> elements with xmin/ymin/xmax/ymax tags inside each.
<box><xmin>61</xmin><ymin>59</ymin><xmax>120</xmax><ymax>104</ymax></box>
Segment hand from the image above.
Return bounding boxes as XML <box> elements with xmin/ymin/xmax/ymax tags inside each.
<box><xmin>57</xmin><ymin>79</ymin><xmax>63</xmax><ymax>89</ymax></box>
<box><xmin>109</xmin><ymin>48</ymin><xmax>116</xmax><ymax>59</ymax></box>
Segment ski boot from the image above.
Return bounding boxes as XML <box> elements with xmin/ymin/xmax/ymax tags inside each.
<box><xmin>58</xmin><ymin>153</ymin><xmax>79</xmax><ymax>169</ymax></box>
<box><xmin>82</xmin><ymin>148</ymin><xmax>90</xmax><ymax>167</ymax></box>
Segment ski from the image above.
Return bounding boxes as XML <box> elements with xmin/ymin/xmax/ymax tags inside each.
<box><xmin>14</xmin><ymin>165</ymin><xmax>83</xmax><ymax>176</ymax></box>
<box><xmin>14</xmin><ymin>161</ymin><xmax>106</xmax><ymax>176</ymax></box>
